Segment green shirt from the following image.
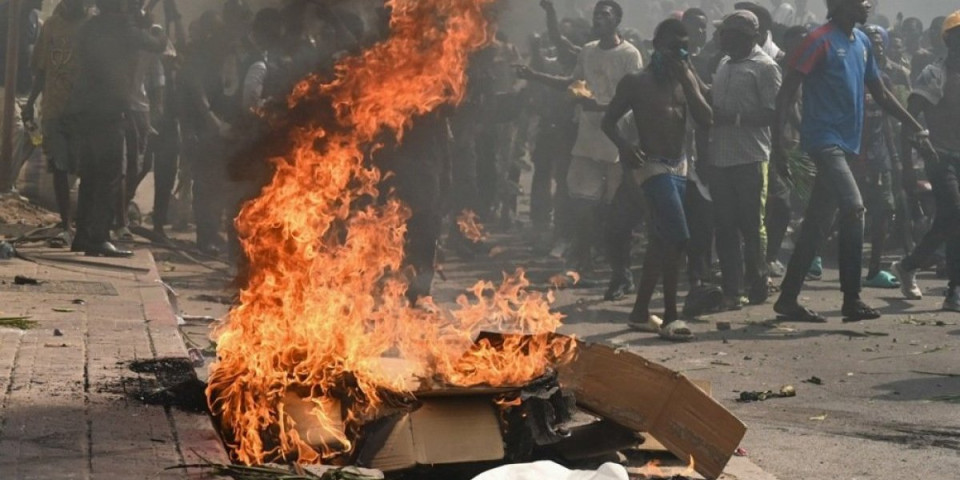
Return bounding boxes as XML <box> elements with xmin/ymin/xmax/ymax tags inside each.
<box><xmin>31</xmin><ymin>7</ymin><xmax>88</xmax><ymax>120</ymax></box>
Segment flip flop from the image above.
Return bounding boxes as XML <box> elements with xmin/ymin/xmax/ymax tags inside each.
<box><xmin>628</xmin><ymin>314</ymin><xmax>663</xmax><ymax>333</ymax></box>
<box><xmin>864</xmin><ymin>271</ymin><xmax>901</xmax><ymax>288</ymax></box>
<box><xmin>658</xmin><ymin>320</ymin><xmax>695</xmax><ymax>342</ymax></box>
<box><xmin>774</xmin><ymin>302</ymin><xmax>828</xmax><ymax>323</ymax></box>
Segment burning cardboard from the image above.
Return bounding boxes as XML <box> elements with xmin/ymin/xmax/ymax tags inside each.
<box><xmin>280</xmin><ymin>337</ymin><xmax>744</xmax><ymax>479</ymax></box>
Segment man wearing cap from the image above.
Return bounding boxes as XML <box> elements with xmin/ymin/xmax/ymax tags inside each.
<box><xmin>892</xmin><ymin>11</ymin><xmax>960</xmax><ymax>312</ymax></box>
<box><xmin>770</xmin><ymin>0</ymin><xmax>931</xmax><ymax>322</ymax></box>
<box><xmin>706</xmin><ymin>10</ymin><xmax>782</xmax><ymax>309</ymax></box>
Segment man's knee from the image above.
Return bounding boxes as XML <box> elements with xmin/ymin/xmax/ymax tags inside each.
<box><xmin>839</xmin><ymin>203</ymin><xmax>866</xmax><ymax>223</ymax></box>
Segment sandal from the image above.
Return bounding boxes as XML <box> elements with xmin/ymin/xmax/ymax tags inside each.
<box><xmin>774</xmin><ymin>301</ymin><xmax>827</xmax><ymax>323</ymax></box>
<box><xmin>658</xmin><ymin>320</ymin><xmax>695</xmax><ymax>342</ymax></box>
<box><xmin>841</xmin><ymin>299</ymin><xmax>882</xmax><ymax>322</ymax></box>
<box><xmin>628</xmin><ymin>314</ymin><xmax>663</xmax><ymax>333</ymax></box>
<box><xmin>864</xmin><ymin>271</ymin><xmax>900</xmax><ymax>289</ymax></box>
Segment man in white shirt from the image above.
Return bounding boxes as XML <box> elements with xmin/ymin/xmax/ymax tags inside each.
<box><xmin>518</xmin><ymin>0</ymin><xmax>643</xmax><ymax>275</ymax></box>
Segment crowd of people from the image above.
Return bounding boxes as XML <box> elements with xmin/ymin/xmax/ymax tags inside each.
<box><xmin>2</xmin><ymin>0</ymin><xmax>958</xmax><ymax>342</ymax></box>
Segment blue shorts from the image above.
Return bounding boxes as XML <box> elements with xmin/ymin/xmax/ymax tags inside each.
<box><xmin>642</xmin><ymin>173</ymin><xmax>690</xmax><ymax>244</ymax></box>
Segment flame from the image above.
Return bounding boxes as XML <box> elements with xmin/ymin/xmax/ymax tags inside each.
<box><xmin>640</xmin><ymin>459</ymin><xmax>665</xmax><ymax>477</ymax></box>
<box><xmin>206</xmin><ymin>0</ymin><xmax>575</xmax><ymax>465</ymax></box>
<box><xmin>682</xmin><ymin>455</ymin><xmax>696</xmax><ymax>476</ymax></box>
<box><xmin>641</xmin><ymin>458</ymin><xmax>666</xmax><ymax>477</ymax></box>
<box><xmin>549</xmin><ymin>271</ymin><xmax>581</xmax><ymax>289</ymax></box>
<box><xmin>456</xmin><ymin>209</ymin><xmax>487</xmax><ymax>242</ymax></box>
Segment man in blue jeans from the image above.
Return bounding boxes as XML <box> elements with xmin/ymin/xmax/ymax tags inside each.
<box><xmin>602</xmin><ymin>19</ymin><xmax>712</xmax><ymax>341</ymax></box>
<box><xmin>771</xmin><ymin>0</ymin><xmax>932</xmax><ymax>322</ymax></box>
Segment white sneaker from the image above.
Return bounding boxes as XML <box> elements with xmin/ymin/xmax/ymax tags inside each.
<box><xmin>944</xmin><ymin>287</ymin><xmax>960</xmax><ymax>312</ymax></box>
<box><xmin>891</xmin><ymin>260</ymin><xmax>922</xmax><ymax>300</ymax></box>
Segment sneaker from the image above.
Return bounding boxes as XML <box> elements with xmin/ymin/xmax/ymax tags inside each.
<box><xmin>944</xmin><ymin>287</ymin><xmax>960</xmax><ymax>312</ymax></box>
<box><xmin>891</xmin><ymin>260</ymin><xmax>922</xmax><ymax>300</ymax></box>
<box><xmin>806</xmin><ymin>256</ymin><xmax>823</xmax><ymax>281</ymax></box>
<box><xmin>768</xmin><ymin>260</ymin><xmax>786</xmax><ymax>278</ymax></box>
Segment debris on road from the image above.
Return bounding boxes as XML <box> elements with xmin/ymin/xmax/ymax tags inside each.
<box><xmin>809</xmin><ymin>413</ymin><xmax>828</xmax><ymax>421</ymax></box>
<box><xmin>0</xmin><ymin>241</ymin><xmax>14</xmax><ymax>259</ymax></box>
<box><xmin>53</xmin><ymin>329</ymin><xmax>63</xmax><ymax>336</ymax></box>
<box><xmin>737</xmin><ymin>385</ymin><xmax>797</xmax><ymax>403</ymax></box>
<box><xmin>0</xmin><ymin>316</ymin><xmax>36</xmax><ymax>330</ymax></box>
<box><xmin>52</xmin><ymin>308</ymin><xmax>75</xmax><ymax>313</ymax></box>
<box><xmin>802</xmin><ymin>376</ymin><xmax>824</xmax><ymax>385</ymax></box>
<box><xmin>716</xmin><ymin>321</ymin><xmax>732</xmax><ymax>331</ymax></box>
<box><xmin>13</xmin><ymin>275</ymin><xmax>41</xmax><ymax>285</ymax></box>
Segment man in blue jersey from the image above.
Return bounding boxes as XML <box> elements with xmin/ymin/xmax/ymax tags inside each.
<box><xmin>770</xmin><ymin>0</ymin><xmax>932</xmax><ymax>322</ymax></box>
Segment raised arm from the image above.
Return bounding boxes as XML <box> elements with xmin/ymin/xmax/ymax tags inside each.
<box><xmin>677</xmin><ymin>62</ymin><xmax>713</xmax><ymax>128</ymax></box>
<box><xmin>540</xmin><ymin>0</ymin><xmax>581</xmax><ymax>59</ymax></box>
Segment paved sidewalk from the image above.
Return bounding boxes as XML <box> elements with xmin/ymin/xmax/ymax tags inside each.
<box><xmin>0</xmin><ymin>246</ymin><xmax>225</xmax><ymax>480</ymax></box>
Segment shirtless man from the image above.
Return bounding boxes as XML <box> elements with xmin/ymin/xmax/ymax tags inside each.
<box><xmin>602</xmin><ymin>18</ymin><xmax>713</xmax><ymax>341</ymax></box>
<box><xmin>892</xmin><ymin>11</ymin><xmax>960</xmax><ymax>312</ymax></box>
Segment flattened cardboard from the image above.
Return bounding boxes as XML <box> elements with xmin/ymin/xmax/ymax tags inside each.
<box><xmin>358</xmin><ymin>396</ymin><xmax>505</xmax><ymax>471</ymax></box>
<box><xmin>557</xmin><ymin>341</ymin><xmax>746</xmax><ymax>480</ymax></box>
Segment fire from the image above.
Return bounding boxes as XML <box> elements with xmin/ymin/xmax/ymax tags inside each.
<box><xmin>206</xmin><ymin>0</ymin><xmax>575</xmax><ymax>466</ymax></box>
<box><xmin>682</xmin><ymin>455</ymin><xmax>696</xmax><ymax>476</ymax></box>
<box><xmin>640</xmin><ymin>459</ymin><xmax>665</xmax><ymax>477</ymax></box>
<box><xmin>456</xmin><ymin>209</ymin><xmax>487</xmax><ymax>242</ymax></box>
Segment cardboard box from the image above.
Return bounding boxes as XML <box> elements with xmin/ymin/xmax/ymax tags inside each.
<box><xmin>557</xmin><ymin>342</ymin><xmax>746</xmax><ymax>480</ymax></box>
<box><xmin>355</xmin><ymin>395</ymin><xmax>506</xmax><ymax>471</ymax></box>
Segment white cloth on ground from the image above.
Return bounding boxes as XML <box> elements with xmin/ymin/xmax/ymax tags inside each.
<box><xmin>471</xmin><ymin>461</ymin><xmax>629</xmax><ymax>480</ymax></box>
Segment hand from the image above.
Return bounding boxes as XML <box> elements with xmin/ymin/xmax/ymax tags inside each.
<box><xmin>619</xmin><ymin>145</ymin><xmax>645</xmax><ymax>169</ymax></box>
<box><xmin>21</xmin><ymin>102</ymin><xmax>34</xmax><ymax>125</ymax></box>
<box><xmin>771</xmin><ymin>144</ymin><xmax>792</xmax><ymax>182</ymax></box>
<box><xmin>539</xmin><ymin>0</ymin><xmax>554</xmax><ymax>12</ymax></box>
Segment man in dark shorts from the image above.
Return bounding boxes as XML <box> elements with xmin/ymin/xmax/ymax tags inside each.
<box><xmin>602</xmin><ymin>18</ymin><xmax>713</xmax><ymax>341</ymax></box>
<box><xmin>23</xmin><ymin>0</ymin><xmax>89</xmax><ymax>246</ymax></box>
<box><xmin>771</xmin><ymin>0</ymin><xmax>930</xmax><ymax>322</ymax></box>
<box><xmin>892</xmin><ymin>11</ymin><xmax>960</xmax><ymax>312</ymax></box>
